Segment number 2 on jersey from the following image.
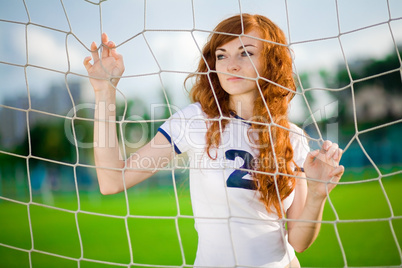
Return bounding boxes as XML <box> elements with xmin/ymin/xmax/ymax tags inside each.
<box><xmin>225</xmin><ymin>149</ymin><xmax>257</xmax><ymax>190</ymax></box>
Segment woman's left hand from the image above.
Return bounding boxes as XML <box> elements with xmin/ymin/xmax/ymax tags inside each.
<box><xmin>303</xmin><ymin>140</ymin><xmax>344</xmax><ymax>199</ymax></box>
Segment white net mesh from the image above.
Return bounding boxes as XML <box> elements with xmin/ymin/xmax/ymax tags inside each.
<box><xmin>0</xmin><ymin>0</ymin><xmax>402</xmax><ymax>267</ymax></box>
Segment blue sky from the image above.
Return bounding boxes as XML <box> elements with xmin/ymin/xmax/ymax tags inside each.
<box><xmin>0</xmin><ymin>0</ymin><xmax>401</xmax><ymax>121</ymax></box>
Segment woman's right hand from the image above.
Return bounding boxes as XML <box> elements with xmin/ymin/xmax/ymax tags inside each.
<box><xmin>83</xmin><ymin>33</ymin><xmax>125</xmax><ymax>92</ymax></box>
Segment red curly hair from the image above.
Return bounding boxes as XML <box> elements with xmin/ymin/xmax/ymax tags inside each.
<box><xmin>186</xmin><ymin>14</ymin><xmax>297</xmax><ymax>218</ymax></box>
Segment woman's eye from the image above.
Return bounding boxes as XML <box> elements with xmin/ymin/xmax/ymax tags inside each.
<box><xmin>241</xmin><ymin>51</ymin><xmax>253</xmax><ymax>57</ymax></box>
<box><xmin>216</xmin><ymin>54</ymin><xmax>225</xmax><ymax>60</ymax></box>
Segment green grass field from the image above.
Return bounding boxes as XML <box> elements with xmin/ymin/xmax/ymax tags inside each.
<box><xmin>0</xmin><ymin>167</ymin><xmax>401</xmax><ymax>268</ymax></box>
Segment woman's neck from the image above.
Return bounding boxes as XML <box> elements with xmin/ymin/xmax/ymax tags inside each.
<box><xmin>229</xmin><ymin>97</ymin><xmax>255</xmax><ymax>120</ymax></box>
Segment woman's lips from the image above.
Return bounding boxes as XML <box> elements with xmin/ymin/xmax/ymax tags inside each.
<box><xmin>227</xmin><ymin>76</ymin><xmax>243</xmax><ymax>81</ymax></box>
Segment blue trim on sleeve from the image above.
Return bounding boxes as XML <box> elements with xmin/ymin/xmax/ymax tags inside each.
<box><xmin>157</xmin><ymin>127</ymin><xmax>182</xmax><ymax>154</ymax></box>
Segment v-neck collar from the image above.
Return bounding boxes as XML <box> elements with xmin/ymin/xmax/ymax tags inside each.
<box><xmin>230</xmin><ymin>111</ymin><xmax>252</xmax><ymax>126</ymax></box>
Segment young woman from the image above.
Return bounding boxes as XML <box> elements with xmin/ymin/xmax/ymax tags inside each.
<box><xmin>84</xmin><ymin>13</ymin><xmax>344</xmax><ymax>268</ymax></box>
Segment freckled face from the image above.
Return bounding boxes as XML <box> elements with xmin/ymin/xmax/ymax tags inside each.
<box><xmin>215</xmin><ymin>30</ymin><xmax>264</xmax><ymax>101</ymax></box>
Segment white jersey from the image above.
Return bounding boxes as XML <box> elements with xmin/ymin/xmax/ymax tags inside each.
<box><xmin>158</xmin><ymin>102</ymin><xmax>309</xmax><ymax>267</ymax></box>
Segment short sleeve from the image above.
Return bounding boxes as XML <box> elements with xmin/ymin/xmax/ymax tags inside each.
<box><xmin>289</xmin><ymin>123</ymin><xmax>310</xmax><ymax>170</ymax></box>
<box><xmin>158</xmin><ymin>103</ymin><xmax>207</xmax><ymax>154</ymax></box>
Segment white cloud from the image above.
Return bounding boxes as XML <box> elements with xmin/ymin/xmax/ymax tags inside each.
<box><xmin>0</xmin><ymin>25</ymin><xmax>87</xmax><ymax>100</ymax></box>
<box><xmin>27</xmin><ymin>26</ymin><xmax>68</xmax><ymax>71</ymax></box>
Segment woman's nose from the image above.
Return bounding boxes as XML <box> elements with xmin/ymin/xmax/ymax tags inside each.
<box><xmin>227</xmin><ymin>58</ymin><xmax>240</xmax><ymax>72</ymax></box>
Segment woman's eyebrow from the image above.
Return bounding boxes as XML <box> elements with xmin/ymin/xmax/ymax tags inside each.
<box><xmin>239</xmin><ymin>44</ymin><xmax>256</xmax><ymax>49</ymax></box>
<box><xmin>215</xmin><ymin>44</ymin><xmax>256</xmax><ymax>53</ymax></box>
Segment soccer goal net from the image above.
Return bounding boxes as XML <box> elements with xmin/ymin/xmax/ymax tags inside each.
<box><xmin>0</xmin><ymin>0</ymin><xmax>401</xmax><ymax>267</ymax></box>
